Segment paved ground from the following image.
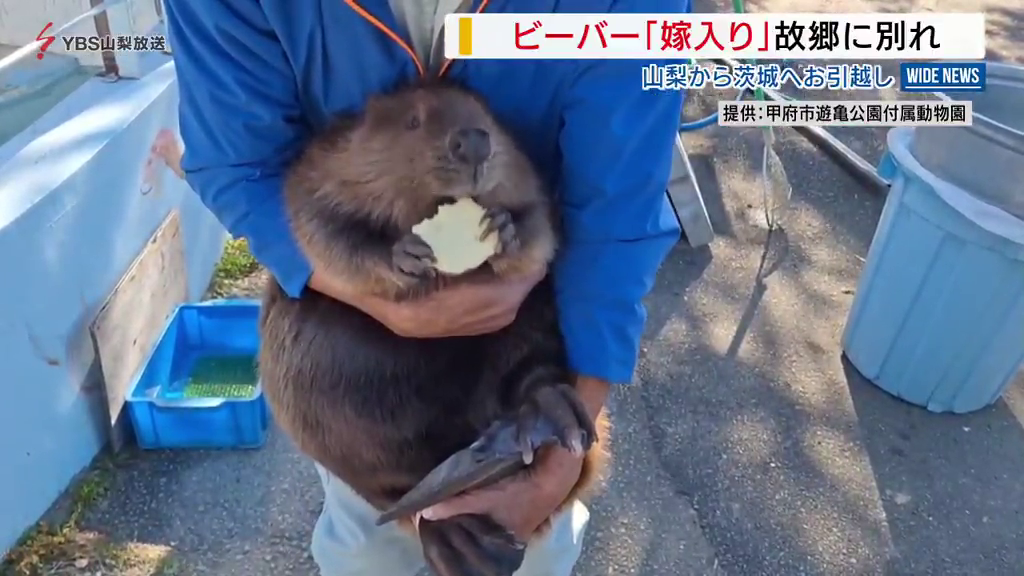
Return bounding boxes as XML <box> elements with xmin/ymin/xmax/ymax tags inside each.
<box><xmin>23</xmin><ymin>2</ymin><xmax>1024</xmax><ymax>575</ymax></box>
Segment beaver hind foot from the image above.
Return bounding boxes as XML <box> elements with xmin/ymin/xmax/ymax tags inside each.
<box><xmin>379</xmin><ymin>382</ymin><xmax>596</xmax><ymax>576</ymax></box>
<box><xmin>419</xmin><ymin>514</ymin><xmax>525</xmax><ymax>576</ymax></box>
<box><xmin>376</xmin><ymin>382</ymin><xmax>596</xmax><ymax>526</ymax></box>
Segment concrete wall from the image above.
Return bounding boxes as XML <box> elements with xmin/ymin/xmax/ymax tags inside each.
<box><xmin>0</xmin><ymin>50</ymin><xmax>227</xmax><ymax>554</ymax></box>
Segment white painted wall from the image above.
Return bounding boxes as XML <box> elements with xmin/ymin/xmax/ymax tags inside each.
<box><xmin>0</xmin><ymin>51</ymin><xmax>227</xmax><ymax>555</ymax></box>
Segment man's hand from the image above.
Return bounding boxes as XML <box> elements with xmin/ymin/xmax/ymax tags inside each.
<box><xmin>418</xmin><ymin>376</ymin><xmax>611</xmax><ymax>540</ymax></box>
<box><xmin>419</xmin><ymin>442</ymin><xmax>583</xmax><ymax>541</ymax></box>
<box><xmin>367</xmin><ymin>271</ymin><xmax>543</xmax><ymax>338</ymax></box>
<box><xmin>309</xmin><ymin>266</ymin><xmax>545</xmax><ymax>338</ymax></box>
<box><xmin>150</xmin><ymin>128</ymin><xmax>185</xmax><ymax>179</ymax></box>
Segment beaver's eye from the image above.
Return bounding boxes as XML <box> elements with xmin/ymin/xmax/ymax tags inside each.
<box><xmin>406</xmin><ymin>115</ymin><xmax>421</xmax><ymax>130</ymax></box>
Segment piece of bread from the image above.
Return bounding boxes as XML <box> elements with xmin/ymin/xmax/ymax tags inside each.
<box><xmin>411</xmin><ymin>198</ymin><xmax>499</xmax><ymax>275</ymax></box>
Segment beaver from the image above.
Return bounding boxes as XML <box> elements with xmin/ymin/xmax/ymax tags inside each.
<box><xmin>257</xmin><ymin>81</ymin><xmax>610</xmax><ymax>576</ymax></box>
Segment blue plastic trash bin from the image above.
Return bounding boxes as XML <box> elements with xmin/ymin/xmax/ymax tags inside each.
<box><xmin>841</xmin><ymin>126</ymin><xmax>1024</xmax><ymax>414</ymax></box>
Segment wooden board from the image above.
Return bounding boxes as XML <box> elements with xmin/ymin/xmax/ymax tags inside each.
<box><xmin>90</xmin><ymin>211</ymin><xmax>187</xmax><ymax>452</ymax></box>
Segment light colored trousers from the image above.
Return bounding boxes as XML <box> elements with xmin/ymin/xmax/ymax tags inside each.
<box><xmin>310</xmin><ymin>463</ymin><xmax>590</xmax><ymax>576</ymax></box>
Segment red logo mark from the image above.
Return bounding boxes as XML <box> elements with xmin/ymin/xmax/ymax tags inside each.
<box><xmin>36</xmin><ymin>22</ymin><xmax>56</xmax><ymax>60</ymax></box>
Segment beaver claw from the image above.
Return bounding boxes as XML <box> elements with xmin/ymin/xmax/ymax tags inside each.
<box><xmin>513</xmin><ymin>383</ymin><xmax>597</xmax><ymax>460</ymax></box>
<box><xmin>376</xmin><ymin>383</ymin><xmax>596</xmax><ymax>526</ymax></box>
<box><xmin>420</xmin><ymin>514</ymin><xmax>526</xmax><ymax>576</ymax></box>
<box><xmin>480</xmin><ymin>207</ymin><xmax>519</xmax><ymax>256</ymax></box>
<box><xmin>392</xmin><ymin>233</ymin><xmax>436</xmax><ymax>278</ymax></box>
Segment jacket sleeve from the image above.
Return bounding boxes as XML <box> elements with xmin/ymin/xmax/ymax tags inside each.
<box><xmin>553</xmin><ymin>3</ymin><xmax>689</xmax><ymax>385</ymax></box>
<box><xmin>164</xmin><ymin>0</ymin><xmax>312</xmax><ymax>297</ymax></box>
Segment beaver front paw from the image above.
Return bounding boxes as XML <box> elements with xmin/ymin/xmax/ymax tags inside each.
<box><xmin>392</xmin><ymin>233</ymin><xmax>437</xmax><ymax>278</ymax></box>
<box><xmin>480</xmin><ymin>207</ymin><xmax>520</xmax><ymax>257</ymax></box>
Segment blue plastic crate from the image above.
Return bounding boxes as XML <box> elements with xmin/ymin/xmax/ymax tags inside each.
<box><xmin>125</xmin><ymin>298</ymin><xmax>269</xmax><ymax>449</ymax></box>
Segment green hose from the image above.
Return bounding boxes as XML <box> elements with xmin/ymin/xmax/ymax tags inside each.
<box><xmin>730</xmin><ymin>0</ymin><xmax>765</xmax><ymax>103</ymax></box>
<box><xmin>730</xmin><ymin>0</ymin><xmax>771</xmax><ymax>145</ymax></box>
<box><xmin>679</xmin><ymin>0</ymin><xmax>773</xmax><ymax>132</ymax></box>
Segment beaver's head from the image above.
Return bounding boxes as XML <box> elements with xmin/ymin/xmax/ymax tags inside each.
<box><xmin>290</xmin><ymin>83</ymin><xmax>541</xmax><ymax>229</ymax></box>
<box><xmin>348</xmin><ymin>83</ymin><xmax>518</xmax><ymax>201</ymax></box>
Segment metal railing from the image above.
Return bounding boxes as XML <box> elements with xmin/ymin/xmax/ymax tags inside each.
<box><xmin>0</xmin><ymin>0</ymin><xmax>165</xmax><ymax>77</ymax></box>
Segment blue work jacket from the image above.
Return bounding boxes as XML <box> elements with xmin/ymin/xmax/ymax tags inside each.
<box><xmin>164</xmin><ymin>0</ymin><xmax>689</xmax><ymax>385</ymax></box>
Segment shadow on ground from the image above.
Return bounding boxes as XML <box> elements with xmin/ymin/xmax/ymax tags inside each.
<box><xmin>845</xmin><ymin>359</ymin><xmax>1024</xmax><ymax>575</ymax></box>
<box><xmin>80</xmin><ymin>428</ymin><xmax>323</xmax><ymax>576</ymax></box>
<box><xmin>618</xmin><ymin>1</ymin><xmax>1024</xmax><ymax>574</ymax></box>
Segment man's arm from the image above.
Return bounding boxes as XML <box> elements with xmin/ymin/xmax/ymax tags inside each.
<box><xmin>554</xmin><ymin>2</ymin><xmax>689</xmax><ymax>387</ymax></box>
<box><xmin>164</xmin><ymin>0</ymin><xmax>312</xmax><ymax>297</ymax></box>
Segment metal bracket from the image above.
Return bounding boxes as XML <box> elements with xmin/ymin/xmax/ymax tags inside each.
<box><xmin>667</xmin><ymin>133</ymin><xmax>715</xmax><ymax>247</ymax></box>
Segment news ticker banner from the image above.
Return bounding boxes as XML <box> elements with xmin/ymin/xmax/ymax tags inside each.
<box><xmin>442</xmin><ymin>13</ymin><xmax>985</xmax><ymax>60</ymax></box>
<box><xmin>718</xmin><ymin>101</ymin><xmax>972</xmax><ymax>127</ymax></box>
<box><xmin>642</xmin><ymin>62</ymin><xmax>987</xmax><ymax>92</ymax></box>
<box><xmin>899</xmin><ymin>62</ymin><xmax>985</xmax><ymax>91</ymax></box>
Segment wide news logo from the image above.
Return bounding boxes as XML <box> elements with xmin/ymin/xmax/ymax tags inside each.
<box><xmin>899</xmin><ymin>62</ymin><xmax>986</xmax><ymax>92</ymax></box>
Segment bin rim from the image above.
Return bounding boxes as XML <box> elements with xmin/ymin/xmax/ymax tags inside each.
<box><xmin>886</xmin><ymin>126</ymin><xmax>1024</xmax><ymax>246</ymax></box>
<box><xmin>932</xmin><ymin>61</ymin><xmax>1024</xmax><ymax>157</ymax></box>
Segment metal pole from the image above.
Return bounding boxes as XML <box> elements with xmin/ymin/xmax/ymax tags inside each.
<box><xmin>0</xmin><ymin>0</ymin><xmax>129</xmax><ymax>75</ymax></box>
<box><xmin>714</xmin><ymin>57</ymin><xmax>891</xmax><ymax>194</ymax></box>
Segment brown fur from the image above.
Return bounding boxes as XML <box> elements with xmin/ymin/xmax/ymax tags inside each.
<box><xmin>283</xmin><ymin>82</ymin><xmax>557</xmax><ymax>301</ymax></box>
<box><xmin>258</xmin><ymin>80</ymin><xmax>609</xmax><ymax>571</ymax></box>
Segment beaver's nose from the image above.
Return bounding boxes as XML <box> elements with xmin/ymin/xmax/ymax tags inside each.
<box><xmin>448</xmin><ymin>128</ymin><xmax>491</xmax><ymax>166</ymax></box>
